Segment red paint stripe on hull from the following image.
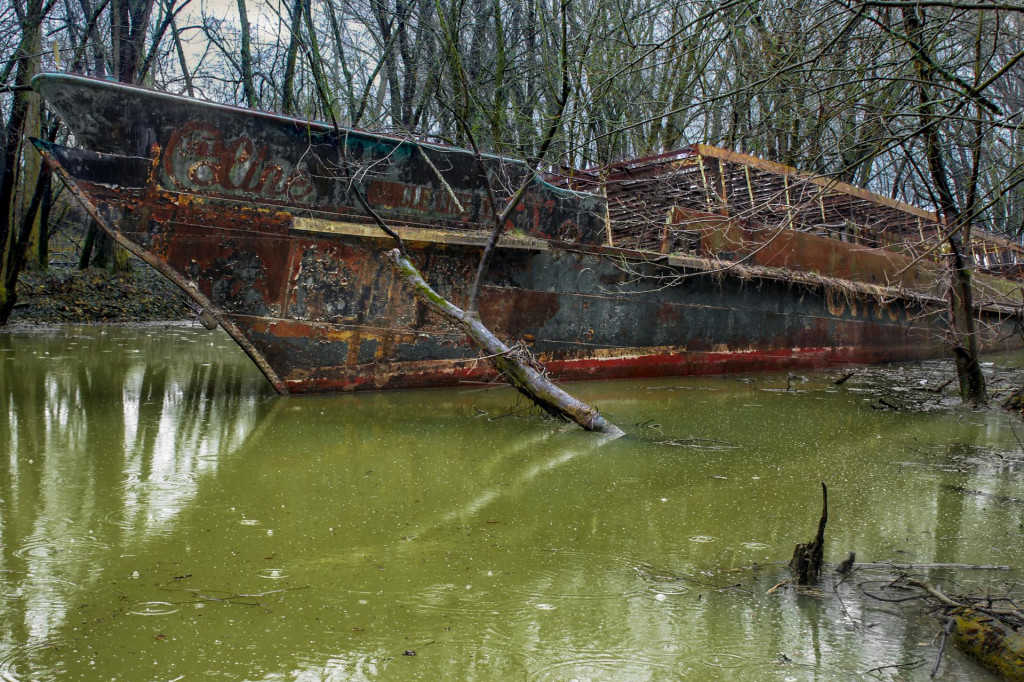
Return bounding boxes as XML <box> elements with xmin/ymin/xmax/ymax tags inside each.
<box><xmin>282</xmin><ymin>343</ymin><xmax>951</xmax><ymax>394</ymax></box>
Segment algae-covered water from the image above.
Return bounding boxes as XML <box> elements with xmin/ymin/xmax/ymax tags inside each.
<box><xmin>2</xmin><ymin>325</ymin><xmax>1023</xmax><ymax>680</ymax></box>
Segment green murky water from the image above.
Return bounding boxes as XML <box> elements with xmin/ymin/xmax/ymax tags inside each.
<box><xmin>2</xmin><ymin>326</ymin><xmax>1023</xmax><ymax>680</ymax></box>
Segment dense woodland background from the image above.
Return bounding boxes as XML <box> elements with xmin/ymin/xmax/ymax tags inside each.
<box><xmin>2</xmin><ymin>0</ymin><xmax>1024</xmax><ymax>319</ymax></box>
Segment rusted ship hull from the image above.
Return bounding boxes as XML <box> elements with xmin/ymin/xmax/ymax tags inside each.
<box><xmin>32</xmin><ymin>75</ymin><xmax>1022</xmax><ymax>394</ymax></box>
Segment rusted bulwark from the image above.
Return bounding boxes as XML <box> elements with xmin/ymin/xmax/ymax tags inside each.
<box><xmin>34</xmin><ymin>74</ymin><xmax>605</xmax><ymax>245</ymax></box>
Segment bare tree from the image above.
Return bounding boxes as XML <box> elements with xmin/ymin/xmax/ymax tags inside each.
<box><xmin>0</xmin><ymin>0</ymin><xmax>55</xmax><ymax>324</ymax></box>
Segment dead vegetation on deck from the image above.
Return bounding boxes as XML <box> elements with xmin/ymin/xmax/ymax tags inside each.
<box><xmin>564</xmin><ymin>145</ymin><xmax>1024</xmax><ymax>282</ymax></box>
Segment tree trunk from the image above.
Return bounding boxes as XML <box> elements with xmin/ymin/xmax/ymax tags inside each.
<box><xmin>948</xmin><ymin>239</ymin><xmax>988</xmax><ymax>404</ymax></box>
<box><xmin>78</xmin><ymin>221</ymin><xmax>97</xmax><ymax>269</ymax></box>
<box><xmin>88</xmin><ymin>222</ymin><xmax>133</xmax><ymax>271</ymax></box>
<box><xmin>111</xmin><ymin>0</ymin><xmax>156</xmax><ymax>84</ymax></box>
<box><xmin>19</xmin><ymin>80</ymin><xmax>42</xmax><ymax>269</ymax></box>
<box><xmin>325</xmin><ymin>2</ymin><xmax>358</xmax><ymax>121</ymax></box>
<box><xmin>902</xmin><ymin>6</ymin><xmax>987</xmax><ymax>405</ymax></box>
<box><xmin>236</xmin><ymin>0</ymin><xmax>257</xmax><ymax>108</ymax></box>
<box><xmin>170</xmin><ymin>15</ymin><xmax>194</xmax><ymax>97</ymax></box>
<box><xmin>0</xmin><ymin>3</ymin><xmax>45</xmax><ymax>322</ymax></box>
<box><xmin>301</xmin><ymin>0</ymin><xmax>331</xmax><ymax>120</ymax></box>
<box><xmin>281</xmin><ymin>0</ymin><xmax>304</xmax><ymax>115</ymax></box>
<box><xmin>386</xmin><ymin>248</ymin><xmax>622</xmax><ymax>435</ymax></box>
<box><xmin>37</xmin><ymin>167</ymin><xmax>53</xmax><ymax>269</ymax></box>
<box><xmin>0</xmin><ymin>154</ymin><xmax>51</xmax><ymax>324</ymax></box>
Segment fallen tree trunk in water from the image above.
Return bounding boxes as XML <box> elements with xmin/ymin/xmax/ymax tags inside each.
<box><xmin>903</xmin><ymin>579</ymin><xmax>1024</xmax><ymax>680</ymax></box>
<box><xmin>950</xmin><ymin>608</ymin><xmax>1024</xmax><ymax>680</ymax></box>
<box><xmin>385</xmin><ymin>248</ymin><xmax>623</xmax><ymax>436</ymax></box>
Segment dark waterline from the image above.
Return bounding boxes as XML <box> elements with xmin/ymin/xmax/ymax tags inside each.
<box><xmin>2</xmin><ymin>325</ymin><xmax>1023</xmax><ymax>680</ymax></box>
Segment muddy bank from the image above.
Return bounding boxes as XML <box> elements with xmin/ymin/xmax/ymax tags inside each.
<box><xmin>827</xmin><ymin>360</ymin><xmax>1024</xmax><ymax>414</ymax></box>
<box><xmin>7</xmin><ymin>264</ymin><xmax>193</xmax><ymax>325</ymax></box>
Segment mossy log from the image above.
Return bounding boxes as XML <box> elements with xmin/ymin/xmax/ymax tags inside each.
<box><xmin>951</xmin><ymin>608</ymin><xmax>1024</xmax><ymax>680</ymax></box>
<box><xmin>906</xmin><ymin>579</ymin><xmax>1024</xmax><ymax>680</ymax></box>
<box><xmin>385</xmin><ymin>248</ymin><xmax>623</xmax><ymax>436</ymax></box>
<box><xmin>1003</xmin><ymin>388</ymin><xmax>1024</xmax><ymax>413</ymax></box>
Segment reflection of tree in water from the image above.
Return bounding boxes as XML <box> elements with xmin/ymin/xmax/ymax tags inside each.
<box><xmin>902</xmin><ymin>440</ymin><xmax>1024</xmax><ymax>567</ymax></box>
<box><xmin>0</xmin><ymin>326</ymin><xmax>273</xmax><ymax>673</ymax></box>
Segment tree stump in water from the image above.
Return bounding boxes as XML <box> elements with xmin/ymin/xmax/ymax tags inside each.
<box><xmin>789</xmin><ymin>482</ymin><xmax>828</xmax><ymax>584</ymax></box>
<box><xmin>836</xmin><ymin>551</ymin><xmax>856</xmax><ymax>575</ymax></box>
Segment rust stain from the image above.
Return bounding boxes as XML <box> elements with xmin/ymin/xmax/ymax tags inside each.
<box><xmin>29</xmin><ymin>75</ymin><xmax>1024</xmax><ymax>397</ymax></box>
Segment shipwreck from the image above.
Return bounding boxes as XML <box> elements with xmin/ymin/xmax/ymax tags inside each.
<box><xmin>30</xmin><ymin>73</ymin><xmax>1024</xmax><ymax>394</ymax></box>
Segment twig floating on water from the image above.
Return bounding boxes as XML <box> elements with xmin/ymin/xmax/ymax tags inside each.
<box><xmin>931</xmin><ymin>616</ymin><xmax>955</xmax><ymax>677</ymax></box>
<box><xmin>834</xmin><ymin>370</ymin><xmax>857</xmax><ymax>385</ymax></box>
<box><xmin>855</xmin><ymin>562</ymin><xmax>1012</xmax><ymax>571</ymax></box>
<box><xmin>861</xmin><ymin>659</ymin><xmax>927</xmax><ymax>676</ymax></box>
<box><xmin>656</xmin><ymin>438</ymin><xmax>740</xmax><ymax>449</ymax></box>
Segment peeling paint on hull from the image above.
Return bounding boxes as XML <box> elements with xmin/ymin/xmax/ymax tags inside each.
<box><xmin>30</xmin><ymin>74</ymin><xmax>1024</xmax><ymax>394</ymax></box>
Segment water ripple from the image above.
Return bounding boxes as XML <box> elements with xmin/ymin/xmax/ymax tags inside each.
<box><xmin>506</xmin><ymin>548</ymin><xmax>648</xmax><ymax>601</ymax></box>
<box><xmin>258</xmin><ymin>568</ymin><xmax>289</xmax><ymax>580</ymax></box>
<box><xmin>527</xmin><ymin>655</ymin><xmax>674</xmax><ymax>681</ymax></box>
<box><xmin>1</xmin><ymin>576</ymin><xmax>80</xmax><ymax>611</ymax></box>
<box><xmin>0</xmin><ymin>639</ymin><xmax>64</xmax><ymax>682</ymax></box>
<box><xmin>128</xmin><ymin>601</ymin><xmax>180</xmax><ymax>616</ymax></box>
<box><xmin>12</xmin><ymin>535</ymin><xmax>108</xmax><ymax>561</ymax></box>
